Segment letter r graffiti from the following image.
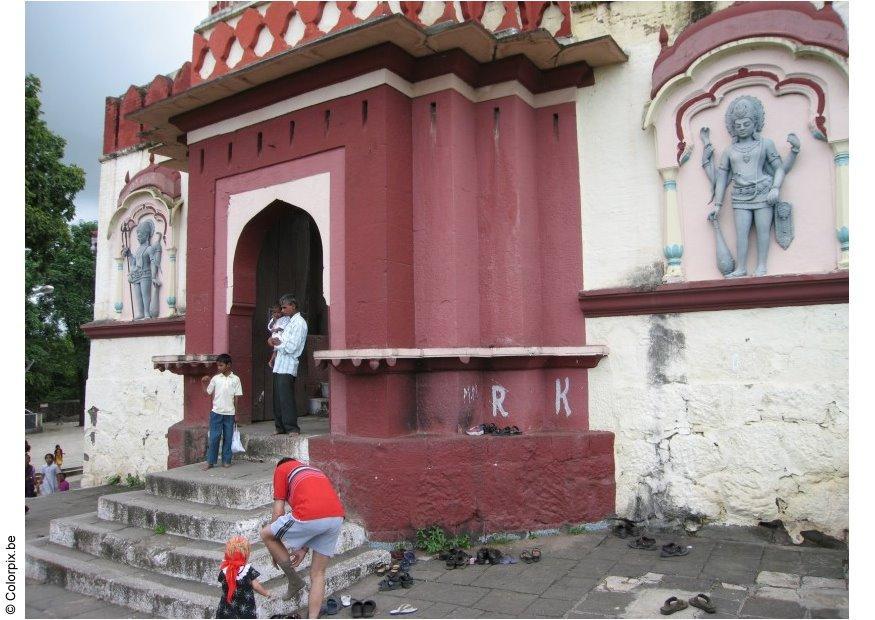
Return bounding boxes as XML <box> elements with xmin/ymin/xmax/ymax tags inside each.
<box><xmin>491</xmin><ymin>385</ymin><xmax>510</xmax><ymax>418</ymax></box>
<box><xmin>555</xmin><ymin>377</ymin><xmax>571</xmax><ymax>417</ymax></box>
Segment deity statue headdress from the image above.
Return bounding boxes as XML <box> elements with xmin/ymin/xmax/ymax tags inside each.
<box><xmin>724</xmin><ymin>95</ymin><xmax>765</xmax><ymax>141</ymax></box>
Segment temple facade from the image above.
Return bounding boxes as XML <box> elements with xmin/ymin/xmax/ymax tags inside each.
<box><xmin>82</xmin><ymin>1</ymin><xmax>849</xmax><ymax>542</ymax></box>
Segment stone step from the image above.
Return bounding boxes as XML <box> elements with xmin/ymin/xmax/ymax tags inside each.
<box><xmin>27</xmin><ymin>537</ymin><xmax>389</xmax><ymax>619</ymax></box>
<box><xmin>238</xmin><ymin>431</ymin><xmax>313</xmax><ymax>461</ymax></box>
<box><xmin>50</xmin><ymin>512</ymin><xmax>368</xmax><ymax>585</ymax></box>
<box><xmin>145</xmin><ymin>461</ymin><xmax>275</xmax><ymax>509</ymax></box>
<box><xmin>98</xmin><ymin>490</ymin><xmax>271</xmax><ymax>543</ymax></box>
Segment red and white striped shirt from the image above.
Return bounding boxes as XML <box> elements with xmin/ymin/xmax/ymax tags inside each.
<box><xmin>273</xmin><ymin>460</ymin><xmax>345</xmax><ymax>520</ymax></box>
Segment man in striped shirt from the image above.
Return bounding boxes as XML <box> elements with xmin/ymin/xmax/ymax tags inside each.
<box><xmin>260</xmin><ymin>458</ymin><xmax>345</xmax><ymax>618</ymax></box>
<box><xmin>267</xmin><ymin>294</ymin><xmax>308</xmax><ymax>435</ymax></box>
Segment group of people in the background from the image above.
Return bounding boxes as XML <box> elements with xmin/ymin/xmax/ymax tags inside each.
<box><xmin>25</xmin><ymin>441</ymin><xmax>68</xmax><ymax>497</ymax></box>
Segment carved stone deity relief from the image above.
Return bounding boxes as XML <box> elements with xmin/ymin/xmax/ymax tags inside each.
<box><xmin>700</xmin><ymin>95</ymin><xmax>801</xmax><ymax>277</ymax></box>
<box><xmin>121</xmin><ymin>208</ymin><xmax>166</xmax><ymax>319</ymax></box>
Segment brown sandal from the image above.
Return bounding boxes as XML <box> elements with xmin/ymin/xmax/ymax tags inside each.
<box><xmin>660</xmin><ymin>597</ymin><xmax>689</xmax><ymax>615</ymax></box>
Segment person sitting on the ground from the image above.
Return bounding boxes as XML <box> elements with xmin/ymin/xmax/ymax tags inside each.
<box><xmin>25</xmin><ymin>454</ymin><xmax>36</xmax><ymax>498</ymax></box>
<box><xmin>215</xmin><ymin>535</ymin><xmax>273</xmax><ymax>619</ymax></box>
<box><xmin>39</xmin><ymin>453</ymin><xmax>60</xmax><ymax>495</ymax></box>
<box><xmin>58</xmin><ymin>472</ymin><xmax>70</xmax><ymax>492</ymax></box>
<box><xmin>54</xmin><ymin>444</ymin><xmax>64</xmax><ymax>468</ymax></box>
<box><xmin>260</xmin><ymin>458</ymin><xmax>345</xmax><ymax>619</ymax></box>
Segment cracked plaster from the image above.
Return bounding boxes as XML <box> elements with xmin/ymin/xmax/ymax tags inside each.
<box><xmin>82</xmin><ymin>335</ymin><xmax>184</xmax><ymax>487</ymax></box>
<box><xmin>587</xmin><ymin>305</ymin><xmax>848</xmax><ymax>541</ymax></box>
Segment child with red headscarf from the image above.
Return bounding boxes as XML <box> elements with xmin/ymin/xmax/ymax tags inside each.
<box><xmin>216</xmin><ymin>536</ymin><xmax>273</xmax><ymax>618</ymax></box>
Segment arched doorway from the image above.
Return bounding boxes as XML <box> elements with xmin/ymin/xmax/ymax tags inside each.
<box><xmin>251</xmin><ymin>203</ymin><xmax>327</xmax><ymax>421</ymax></box>
<box><xmin>229</xmin><ymin>199</ymin><xmax>328</xmax><ymax>425</ymax></box>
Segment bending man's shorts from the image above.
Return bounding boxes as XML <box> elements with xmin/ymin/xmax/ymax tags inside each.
<box><xmin>270</xmin><ymin>514</ymin><xmax>344</xmax><ymax>557</ymax></box>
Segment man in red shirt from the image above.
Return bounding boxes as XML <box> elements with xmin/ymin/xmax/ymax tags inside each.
<box><xmin>260</xmin><ymin>457</ymin><xmax>345</xmax><ymax>619</ymax></box>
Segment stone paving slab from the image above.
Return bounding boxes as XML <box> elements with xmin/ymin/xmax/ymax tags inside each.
<box><xmin>27</xmin><ymin>486</ymin><xmax>851</xmax><ymax>620</ymax></box>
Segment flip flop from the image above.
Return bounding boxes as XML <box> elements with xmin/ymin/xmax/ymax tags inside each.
<box><xmin>688</xmin><ymin>594</ymin><xmax>716</xmax><ymax>614</ymax></box>
<box><xmin>660</xmin><ymin>543</ymin><xmax>690</xmax><ymax>557</ymax></box>
<box><xmin>628</xmin><ymin>536</ymin><xmax>657</xmax><ymax>549</ymax></box>
<box><xmin>362</xmin><ymin>600</ymin><xmax>377</xmax><ymax>618</ymax></box>
<box><xmin>660</xmin><ymin>596</ymin><xmax>689</xmax><ymax>615</ymax></box>
<box><xmin>389</xmin><ymin>603</ymin><xmax>419</xmax><ymax>615</ymax></box>
<box><xmin>351</xmin><ymin>601</ymin><xmax>364</xmax><ymax>619</ymax></box>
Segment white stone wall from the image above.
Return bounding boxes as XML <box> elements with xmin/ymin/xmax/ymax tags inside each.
<box><xmin>94</xmin><ymin>149</ymin><xmax>188</xmax><ymax>320</ymax></box>
<box><xmin>82</xmin><ymin>335</ymin><xmax>185</xmax><ymax>486</ymax></box>
<box><xmin>586</xmin><ymin>304</ymin><xmax>848</xmax><ymax>540</ymax></box>
<box><xmin>573</xmin><ymin>3</ymin><xmax>849</xmax><ymax>539</ymax></box>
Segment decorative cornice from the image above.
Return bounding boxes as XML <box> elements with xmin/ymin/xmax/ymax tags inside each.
<box><xmin>82</xmin><ymin>316</ymin><xmax>186</xmax><ymax>339</ymax></box>
<box><xmin>578</xmin><ymin>272</ymin><xmax>848</xmax><ymax>318</ymax></box>
<box><xmin>651</xmin><ymin>1</ymin><xmax>847</xmax><ymax>98</ymax></box>
<box><xmin>314</xmin><ymin>346</ymin><xmax>609</xmax><ymax>374</ymax></box>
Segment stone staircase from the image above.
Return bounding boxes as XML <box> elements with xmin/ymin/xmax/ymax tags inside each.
<box><xmin>26</xmin><ymin>425</ymin><xmax>388</xmax><ymax>618</ymax></box>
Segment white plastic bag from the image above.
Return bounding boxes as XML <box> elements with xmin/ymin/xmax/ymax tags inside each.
<box><xmin>231</xmin><ymin>424</ymin><xmax>245</xmax><ymax>454</ymax></box>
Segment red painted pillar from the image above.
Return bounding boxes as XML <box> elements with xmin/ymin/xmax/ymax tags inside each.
<box><xmin>167</xmin><ymin>143</ymin><xmax>217</xmax><ymax>468</ymax></box>
<box><xmin>333</xmin><ymin>88</ymin><xmax>417</xmax><ymax>438</ymax></box>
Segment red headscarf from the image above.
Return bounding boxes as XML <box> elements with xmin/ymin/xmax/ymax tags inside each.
<box><xmin>219</xmin><ymin>547</ymin><xmax>248</xmax><ymax>603</ymax></box>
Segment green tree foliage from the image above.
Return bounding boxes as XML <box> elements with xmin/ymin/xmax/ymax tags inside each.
<box><xmin>25</xmin><ymin>74</ymin><xmax>93</xmax><ymax>406</ymax></box>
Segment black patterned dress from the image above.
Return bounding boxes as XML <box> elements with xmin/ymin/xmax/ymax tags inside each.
<box><xmin>216</xmin><ymin>564</ymin><xmax>260</xmax><ymax>619</ymax></box>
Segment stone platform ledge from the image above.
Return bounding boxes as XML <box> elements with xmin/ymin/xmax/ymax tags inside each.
<box><xmin>314</xmin><ymin>346</ymin><xmax>609</xmax><ymax>374</ymax></box>
<box><xmin>153</xmin><ymin>353</ymin><xmax>218</xmax><ymax>375</ymax></box>
<box><xmin>309</xmin><ymin>430</ymin><xmax>616</xmax><ymax>541</ymax></box>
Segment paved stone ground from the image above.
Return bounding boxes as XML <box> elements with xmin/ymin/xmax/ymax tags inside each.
<box><xmin>26</xmin><ymin>486</ymin><xmax>848</xmax><ymax>618</ymax></box>
<box><xmin>333</xmin><ymin>531</ymin><xmax>848</xmax><ymax>619</ymax></box>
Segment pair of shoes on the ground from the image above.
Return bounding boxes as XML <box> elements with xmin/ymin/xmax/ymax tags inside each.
<box><xmin>519</xmin><ymin>547</ymin><xmax>542</xmax><ymax>563</ymax></box>
<box><xmin>390</xmin><ymin>549</ymin><xmax>417</xmax><ymax>570</ymax></box>
<box><xmin>627</xmin><ymin>536</ymin><xmax>691</xmax><ymax>557</ymax></box>
<box><xmin>661</xmin><ymin>594</ymin><xmax>716</xmax><ymax>615</ymax></box>
<box><xmin>465</xmin><ymin>423</ymin><xmax>522</xmax><ymax>436</ymax></box>
<box><xmin>350</xmin><ymin>600</ymin><xmax>376</xmax><ymax>618</ymax></box>
<box><xmin>202</xmin><ymin>462</ymin><xmax>232</xmax><ymax>470</ymax></box>
<box><xmin>378</xmin><ymin>570</ymin><xmax>414</xmax><ymax>590</ymax></box>
<box><xmin>442</xmin><ymin>548</ymin><xmax>472</xmax><ymax>569</ymax></box>
<box><xmin>473</xmin><ymin>547</ymin><xmax>503</xmax><ymax>565</ymax></box>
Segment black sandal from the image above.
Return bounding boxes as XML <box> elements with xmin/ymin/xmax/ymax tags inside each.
<box><xmin>660</xmin><ymin>542</ymin><xmax>690</xmax><ymax>557</ymax></box>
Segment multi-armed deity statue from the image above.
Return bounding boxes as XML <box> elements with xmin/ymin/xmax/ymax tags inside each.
<box><xmin>701</xmin><ymin>95</ymin><xmax>800</xmax><ymax>277</ymax></box>
<box><xmin>124</xmin><ymin>219</ymin><xmax>163</xmax><ymax>319</ymax></box>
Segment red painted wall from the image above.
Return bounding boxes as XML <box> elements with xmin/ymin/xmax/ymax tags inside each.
<box><xmin>172</xmin><ymin>73</ymin><xmax>613</xmax><ymax>531</ymax></box>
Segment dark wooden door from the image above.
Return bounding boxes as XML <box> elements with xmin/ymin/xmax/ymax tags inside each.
<box><xmin>250</xmin><ymin>207</ymin><xmax>327</xmax><ymax>422</ymax></box>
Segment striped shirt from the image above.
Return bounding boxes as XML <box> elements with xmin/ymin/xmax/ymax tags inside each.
<box><xmin>272</xmin><ymin>312</ymin><xmax>307</xmax><ymax>376</ymax></box>
<box><xmin>273</xmin><ymin>460</ymin><xmax>345</xmax><ymax>520</ymax></box>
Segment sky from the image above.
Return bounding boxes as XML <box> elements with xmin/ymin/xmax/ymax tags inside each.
<box><xmin>25</xmin><ymin>1</ymin><xmax>206</xmax><ymax>223</ymax></box>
